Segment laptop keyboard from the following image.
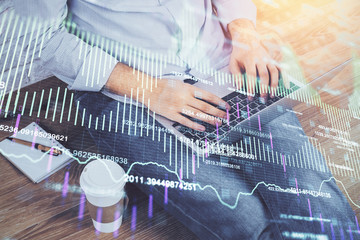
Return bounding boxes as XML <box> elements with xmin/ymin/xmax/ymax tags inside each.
<box><xmin>173</xmin><ymin>91</ymin><xmax>284</xmax><ymax>143</ymax></box>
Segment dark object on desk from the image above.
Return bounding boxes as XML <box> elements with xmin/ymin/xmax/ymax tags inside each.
<box><xmin>6</xmin><ymin>136</ymin><xmax>62</xmax><ymax>156</ymax></box>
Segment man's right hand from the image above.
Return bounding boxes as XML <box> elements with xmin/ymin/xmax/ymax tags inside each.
<box><xmin>145</xmin><ymin>79</ymin><xmax>230</xmax><ymax>131</ymax></box>
<box><xmin>105</xmin><ymin>63</ymin><xmax>230</xmax><ymax>132</ymax></box>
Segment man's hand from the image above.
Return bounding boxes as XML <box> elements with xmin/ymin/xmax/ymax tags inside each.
<box><xmin>146</xmin><ymin>79</ymin><xmax>230</xmax><ymax>131</ymax></box>
<box><xmin>228</xmin><ymin>19</ymin><xmax>281</xmax><ymax>100</ymax></box>
<box><xmin>105</xmin><ymin>63</ymin><xmax>230</xmax><ymax>131</ymax></box>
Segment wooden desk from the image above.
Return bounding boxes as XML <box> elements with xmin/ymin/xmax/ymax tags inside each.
<box><xmin>0</xmin><ymin>156</ymin><xmax>195</xmax><ymax>240</ymax></box>
<box><xmin>0</xmin><ymin>79</ymin><xmax>196</xmax><ymax>240</ymax></box>
<box><xmin>1</xmin><ymin>0</ymin><xmax>360</xmax><ymax>238</ymax></box>
<box><xmin>255</xmin><ymin>0</ymin><xmax>360</xmax><ymax>220</ymax></box>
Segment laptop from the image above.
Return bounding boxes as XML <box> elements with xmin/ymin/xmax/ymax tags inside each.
<box><xmin>155</xmin><ymin>58</ymin><xmax>353</xmax><ymax>155</ymax></box>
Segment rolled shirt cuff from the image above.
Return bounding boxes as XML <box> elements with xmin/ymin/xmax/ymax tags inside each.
<box><xmin>69</xmin><ymin>47</ymin><xmax>118</xmax><ymax>92</ymax></box>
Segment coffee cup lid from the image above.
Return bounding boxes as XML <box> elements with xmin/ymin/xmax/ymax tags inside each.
<box><xmin>80</xmin><ymin>159</ymin><xmax>126</xmax><ymax>197</ymax></box>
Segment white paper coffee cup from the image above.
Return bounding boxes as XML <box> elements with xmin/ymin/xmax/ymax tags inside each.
<box><xmin>80</xmin><ymin>159</ymin><xmax>127</xmax><ymax>233</ymax></box>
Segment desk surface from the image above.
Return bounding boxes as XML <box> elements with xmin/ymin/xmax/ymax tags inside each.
<box><xmin>1</xmin><ymin>0</ymin><xmax>360</xmax><ymax>239</ymax></box>
<box><xmin>0</xmin><ymin>108</ymin><xmax>196</xmax><ymax>240</ymax></box>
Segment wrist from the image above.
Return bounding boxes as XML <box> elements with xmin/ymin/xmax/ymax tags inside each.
<box><xmin>104</xmin><ymin>63</ymin><xmax>124</xmax><ymax>93</ymax></box>
<box><xmin>228</xmin><ymin>18</ymin><xmax>258</xmax><ymax>40</ymax></box>
<box><xmin>105</xmin><ymin>63</ymin><xmax>148</xmax><ymax>104</ymax></box>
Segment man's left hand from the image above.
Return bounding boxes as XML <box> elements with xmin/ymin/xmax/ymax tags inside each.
<box><xmin>228</xmin><ymin>19</ymin><xmax>281</xmax><ymax>100</ymax></box>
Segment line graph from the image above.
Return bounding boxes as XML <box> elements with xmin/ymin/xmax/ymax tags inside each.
<box><xmin>0</xmin><ymin>145</ymin><xmax>359</xmax><ymax>210</ymax></box>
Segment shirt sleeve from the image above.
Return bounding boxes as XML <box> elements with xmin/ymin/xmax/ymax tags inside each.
<box><xmin>13</xmin><ymin>0</ymin><xmax>118</xmax><ymax>92</ymax></box>
<box><xmin>212</xmin><ymin>0</ymin><xmax>257</xmax><ymax>30</ymax></box>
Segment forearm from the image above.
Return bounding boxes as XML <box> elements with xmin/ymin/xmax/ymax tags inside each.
<box><xmin>228</xmin><ymin>18</ymin><xmax>256</xmax><ymax>36</ymax></box>
<box><xmin>105</xmin><ymin>63</ymin><xmax>152</xmax><ymax>106</ymax></box>
<box><xmin>228</xmin><ymin>18</ymin><xmax>260</xmax><ymax>48</ymax></box>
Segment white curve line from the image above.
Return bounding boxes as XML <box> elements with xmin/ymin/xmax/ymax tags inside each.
<box><xmin>1</xmin><ymin>146</ymin><xmax>359</xmax><ymax>210</ymax></box>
